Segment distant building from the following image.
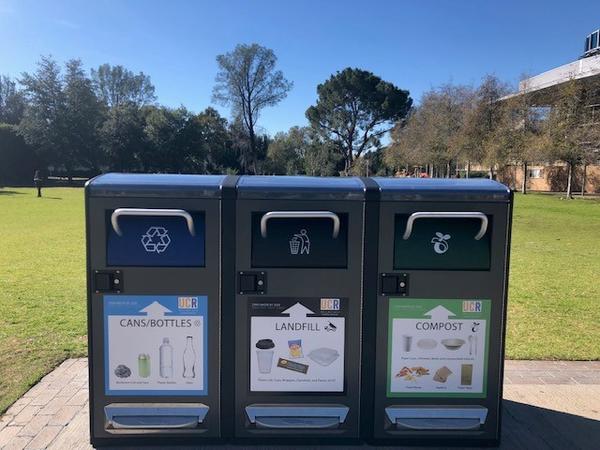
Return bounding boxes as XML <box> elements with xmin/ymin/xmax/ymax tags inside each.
<box><xmin>498</xmin><ymin>29</ymin><xmax>600</xmax><ymax>194</ymax></box>
<box><xmin>503</xmin><ymin>29</ymin><xmax>600</xmax><ymax>106</ymax></box>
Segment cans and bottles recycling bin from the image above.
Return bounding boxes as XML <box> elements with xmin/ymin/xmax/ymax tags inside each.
<box><xmin>85</xmin><ymin>174</ymin><xmax>237</xmax><ymax>447</ymax></box>
<box><xmin>86</xmin><ymin>174</ymin><xmax>512</xmax><ymax>447</ymax></box>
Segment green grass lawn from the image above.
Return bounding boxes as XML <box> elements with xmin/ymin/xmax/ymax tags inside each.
<box><xmin>507</xmin><ymin>193</ymin><xmax>600</xmax><ymax>360</ymax></box>
<box><xmin>0</xmin><ymin>187</ymin><xmax>599</xmax><ymax>413</ymax></box>
<box><xmin>0</xmin><ymin>188</ymin><xmax>86</xmax><ymax>413</ymax></box>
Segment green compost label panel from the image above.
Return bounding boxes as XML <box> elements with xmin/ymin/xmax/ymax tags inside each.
<box><xmin>387</xmin><ymin>298</ymin><xmax>490</xmax><ymax>398</ymax></box>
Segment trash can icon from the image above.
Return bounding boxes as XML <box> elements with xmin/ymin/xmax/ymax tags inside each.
<box><xmin>289</xmin><ymin>229</ymin><xmax>310</xmax><ymax>255</ymax></box>
<box><xmin>289</xmin><ymin>236</ymin><xmax>301</xmax><ymax>255</ymax></box>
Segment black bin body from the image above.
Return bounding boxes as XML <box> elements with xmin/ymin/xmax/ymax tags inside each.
<box><xmin>85</xmin><ymin>173</ymin><xmax>234</xmax><ymax>446</ymax></box>
<box><xmin>370</xmin><ymin>178</ymin><xmax>512</xmax><ymax>446</ymax></box>
<box><xmin>233</xmin><ymin>176</ymin><xmax>372</xmax><ymax>441</ymax></box>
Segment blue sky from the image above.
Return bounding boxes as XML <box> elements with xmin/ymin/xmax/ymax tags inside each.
<box><xmin>0</xmin><ymin>0</ymin><xmax>597</xmax><ymax>134</ymax></box>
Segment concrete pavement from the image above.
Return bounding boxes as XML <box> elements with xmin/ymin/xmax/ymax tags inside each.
<box><xmin>1</xmin><ymin>359</ymin><xmax>599</xmax><ymax>449</ymax></box>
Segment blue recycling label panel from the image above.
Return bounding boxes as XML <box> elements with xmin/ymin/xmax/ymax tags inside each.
<box><xmin>103</xmin><ymin>295</ymin><xmax>208</xmax><ymax>396</ymax></box>
<box><xmin>107</xmin><ymin>213</ymin><xmax>205</xmax><ymax>266</ymax></box>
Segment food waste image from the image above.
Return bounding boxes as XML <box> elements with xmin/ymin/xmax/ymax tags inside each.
<box><xmin>396</xmin><ymin>366</ymin><xmax>430</xmax><ymax>381</ymax></box>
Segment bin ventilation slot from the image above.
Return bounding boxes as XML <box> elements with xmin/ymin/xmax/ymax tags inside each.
<box><xmin>385</xmin><ymin>406</ymin><xmax>487</xmax><ymax>431</ymax></box>
<box><xmin>111</xmin><ymin>208</ymin><xmax>196</xmax><ymax>236</ymax></box>
<box><xmin>402</xmin><ymin>212</ymin><xmax>488</xmax><ymax>240</ymax></box>
<box><xmin>105</xmin><ymin>403</ymin><xmax>208</xmax><ymax>430</ymax></box>
<box><xmin>246</xmin><ymin>404</ymin><xmax>349</xmax><ymax>429</ymax></box>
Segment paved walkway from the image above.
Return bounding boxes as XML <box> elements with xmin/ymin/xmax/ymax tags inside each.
<box><xmin>0</xmin><ymin>359</ymin><xmax>599</xmax><ymax>449</ymax></box>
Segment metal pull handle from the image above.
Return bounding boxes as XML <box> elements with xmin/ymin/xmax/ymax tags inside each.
<box><xmin>254</xmin><ymin>417</ymin><xmax>341</xmax><ymax>429</ymax></box>
<box><xmin>111</xmin><ymin>208</ymin><xmax>196</xmax><ymax>237</ymax></box>
<box><xmin>260</xmin><ymin>211</ymin><xmax>340</xmax><ymax>238</ymax></box>
<box><xmin>402</xmin><ymin>212</ymin><xmax>488</xmax><ymax>241</ymax></box>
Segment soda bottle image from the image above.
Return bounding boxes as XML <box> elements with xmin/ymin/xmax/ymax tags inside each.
<box><xmin>159</xmin><ymin>337</ymin><xmax>173</xmax><ymax>378</ymax></box>
<box><xmin>183</xmin><ymin>336</ymin><xmax>196</xmax><ymax>378</ymax></box>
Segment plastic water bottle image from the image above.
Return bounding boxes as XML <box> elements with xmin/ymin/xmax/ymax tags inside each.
<box><xmin>159</xmin><ymin>337</ymin><xmax>173</xmax><ymax>378</ymax></box>
<box><xmin>183</xmin><ymin>336</ymin><xmax>196</xmax><ymax>378</ymax></box>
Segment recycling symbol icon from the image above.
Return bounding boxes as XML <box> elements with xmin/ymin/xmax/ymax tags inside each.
<box><xmin>141</xmin><ymin>226</ymin><xmax>171</xmax><ymax>253</ymax></box>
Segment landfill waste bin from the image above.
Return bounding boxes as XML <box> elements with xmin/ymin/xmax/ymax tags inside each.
<box><xmin>369</xmin><ymin>178</ymin><xmax>513</xmax><ymax>446</ymax></box>
<box><xmin>232</xmin><ymin>176</ymin><xmax>377</xmax><ymax>442</ymax></box>
<box><xmin>85</xmin><ymin>173</ymin><xmax>237</xmax><ymax>447</ymax></box>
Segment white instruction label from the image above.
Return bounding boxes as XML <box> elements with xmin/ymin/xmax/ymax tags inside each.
<box><xmin>249</xmin><ymin>298</ymin><xmax>346</xmax><ymax>392</ymax></box>
<box><xmin>104</xmin><ymin>295</ymin><xmax>207</xmax><ymax>395</ymax></box>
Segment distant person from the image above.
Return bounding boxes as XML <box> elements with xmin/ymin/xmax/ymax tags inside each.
<box><xmin>33</xmin><ymin>170</ymin><xmax>43</xmax><ymax>197</ymax></box>
<box><xmin>419</xmin><ymin>171</ymin><xmax>429</xmax><ymax>178</ymax></box>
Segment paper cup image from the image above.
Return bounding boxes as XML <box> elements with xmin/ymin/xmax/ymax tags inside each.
<box><xmin>402</xmin><ymin>335</ymin><xmax>413</xmax><ymax>352</ymax></box>
<box><xmin>255</xmin><ymin>339</ymin><xmax>275</xmax><ymax>374</ymax></box>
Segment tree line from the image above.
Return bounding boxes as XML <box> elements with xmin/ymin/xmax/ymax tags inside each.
<box><xmin>386</xmin><ymin>75</ymin><xmax>600</xmax><ymax>197</ymax></box>
<box><xmin>2</xmin><ymin>43</ymin><xmax>598</xmax><ymax>198</ymax></box>
<box><xmin>0</xmin><ymin>43</ymin><xmax>411</xmax><ymax>184</ymax></box>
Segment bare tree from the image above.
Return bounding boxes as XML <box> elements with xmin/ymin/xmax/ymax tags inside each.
<box><xmin>542</xmin><ymin>78</ymin><xmax>600</xmax><ymax>198</ymax></box>
<box><xmin>460</xmin><ymin>75</ymin><xmax>511</xmax><ymax>179</ymax></box>
<box><xmin>212</xmin><ymin>43</ymin><xmax>292</xmax><ymax>174</ymax></box>
<box><xmin>387</xmin><ymin>84</ymin><xmax>474</xmax><ymax>177</ymax></box>
<box><xmin>490</xmin><ymin>77</ymin><xmax>543</xmax><ymax>193</ymax></box>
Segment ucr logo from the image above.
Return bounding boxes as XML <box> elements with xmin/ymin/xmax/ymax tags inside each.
<box><xmin>141</xmin><ymin>226</ymin><xmax>171</xmax><ymax>253</ymax></box>
<box><xmin>320</xmin><ymin>298</ymin><xmax>340</xmax><ymax>311</ymax></box>
<box><xmin>431</xmin><ymin>232</ymin><xmax>451</xmax><ymax>254</ymax></box>
<box><xmin>178</xmin><ymin>297</ymin><xmax>198</xmax><ymax>309</ymax></box>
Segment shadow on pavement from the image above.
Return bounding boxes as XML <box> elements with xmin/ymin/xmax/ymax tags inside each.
<box><xmin>500</xmin><ymin>399</ymin><xmax>600</xmax><ymax>450</ymax></box>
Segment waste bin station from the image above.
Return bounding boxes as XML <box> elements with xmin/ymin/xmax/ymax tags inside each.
<box><xmin>86</xmin><ymin>174</ymin><xmax>512</xmax><ymax>447</ymax></box>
